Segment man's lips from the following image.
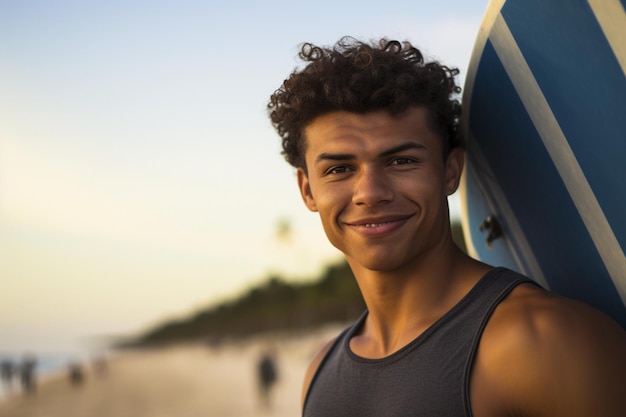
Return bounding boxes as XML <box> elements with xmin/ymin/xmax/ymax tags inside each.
<box><xmin>346</xmin><ymin>215</ymin><xmax>411</xmax><ymax>227</ymax></box>
<box><xmin>344</xmin><ymin>215</ymin><xmax>413</xmax><ymax>235</ymax></box>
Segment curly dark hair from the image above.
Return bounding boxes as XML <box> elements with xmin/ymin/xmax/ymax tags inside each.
<box><xmin>267</xmin><ymin>37</ymin><xmax>463</xmax><ymax>169</ymax></box>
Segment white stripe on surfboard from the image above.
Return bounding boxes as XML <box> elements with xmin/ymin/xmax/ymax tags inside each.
<box><xmin>490</xmin><ymin>13</ymin><xmax>626</xmax><ymax>306</ymax></box>
<box><xmin>588</xmin><ymin>0</ymin><xmax>626</xmax><ymax>77</ymax></box>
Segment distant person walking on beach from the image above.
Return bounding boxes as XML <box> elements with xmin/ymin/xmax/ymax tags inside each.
<box><xmin>68</xmin><ymin>362</ymin><xmax>85</xmax><ymax>386</ymax></box>
<box><xmin>256</xmin><ymin>350</ymin><xmax>278</xmax><ymax>410</ymax></box>
<box><xmin>0</xmin><ymin>360</ymin><xmax>15</xmax><ymax>393</ymax></box>
<box><xmin>267</xmin><ymin>37</ymin><xmax>626</xmax><ymax>416</ymax></box>
<box><xmin>19</xmin><ymin>355</ymin><xmax>37</xmax><ymax>394</ymax></box>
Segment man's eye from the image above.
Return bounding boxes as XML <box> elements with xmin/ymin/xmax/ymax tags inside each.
<box><xmin>325</xmin><ymin>165</ymin><xmax>351</xmax><ymax>175</ymax></box>
<box><xmin>390</xmin><ymin>157</ymin><xmax>417</xmax><ymax>165</ymax></box>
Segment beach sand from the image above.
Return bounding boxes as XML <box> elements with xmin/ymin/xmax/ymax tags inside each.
<box><xmin>0</xmin><ymin>325</ymin><xmax>343</xmax><ymax>417</ymax></box>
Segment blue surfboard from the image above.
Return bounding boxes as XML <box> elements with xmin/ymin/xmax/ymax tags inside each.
<box><xmin>460</xmin><ymin>0</ymin><xmax>626</xmax><ymax>328</ymax></box>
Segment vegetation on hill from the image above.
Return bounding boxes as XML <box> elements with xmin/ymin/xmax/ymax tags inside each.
<box><xmin>125</xmin><ymin>259</ymin><xmax>363</xmax><ymax>347</ymax></box>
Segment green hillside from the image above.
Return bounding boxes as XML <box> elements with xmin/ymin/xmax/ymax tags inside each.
<box><xmin>126</xmin><ymin>259</ymin><xmax>363</xmax><ymax>347</ymax></box>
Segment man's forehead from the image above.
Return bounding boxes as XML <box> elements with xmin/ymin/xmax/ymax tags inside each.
<box><xmin>305</xmin><ymin>110</ymin><xmax>398</xmax><ymax>134</ymax></box>
<box><xmin>303</xmin><ymin>108</ymin><xmax>435</xmax><ymax>150</ymax></box>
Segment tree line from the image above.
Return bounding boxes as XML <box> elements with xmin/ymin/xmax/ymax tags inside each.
<box><xmin>124</xmin><ymin>259</ymin><xmax>363</xmax><ymax>347</ymax></box>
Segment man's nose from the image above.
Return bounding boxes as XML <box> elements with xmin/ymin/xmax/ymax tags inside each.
<box><xmin>351</xmin><ymin>167</ymin><xmax>394</xmax><ymax>207</ymax></box>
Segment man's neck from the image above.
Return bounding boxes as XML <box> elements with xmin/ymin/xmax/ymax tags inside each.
<box><xmin>346</xmin><ymin>246</ymin><xmax>490</xmax><ymax>358</ymax></box>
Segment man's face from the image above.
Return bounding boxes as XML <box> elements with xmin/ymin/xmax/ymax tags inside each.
<box><xmin>297</xmin><ymin>107</ymin><xmax>463</xmax><ymax>273</ymax></box>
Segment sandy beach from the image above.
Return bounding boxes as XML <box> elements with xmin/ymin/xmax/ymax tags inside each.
<box><xmin>0</xmin><ymin>325</ymin><xmax>343</xmax><ymax>417</ymax></box>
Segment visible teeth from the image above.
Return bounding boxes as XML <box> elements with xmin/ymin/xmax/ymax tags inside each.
<box><xmin>365</xmin><ymin>222</ymin><xmax>387</xmax><ymax>228</ymax></box>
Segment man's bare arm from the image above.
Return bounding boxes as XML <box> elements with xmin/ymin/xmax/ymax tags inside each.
<box><xmin>473</xmin><ymin>285</ymin><xmax>626</xmax><ymax>417</ymax></box>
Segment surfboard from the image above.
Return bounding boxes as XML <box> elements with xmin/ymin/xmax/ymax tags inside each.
<box><xmin>460</xmin><ymin>0</ymin><xmax>626</xmax><ymax>328</ymax></box>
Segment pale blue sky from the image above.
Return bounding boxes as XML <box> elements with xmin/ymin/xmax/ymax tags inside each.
<box><xmin>0</xmin><ymin>0</ymin><xmax>488</xmax><ymax>353</ymax></box>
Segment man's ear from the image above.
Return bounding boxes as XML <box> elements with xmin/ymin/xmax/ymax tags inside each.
<box><xmin>297</xmin><ymin>168</ymin><xmax>318</xmax><ymax>212</ymax></box>
<box><xmin>445</xmin><ymin>147</ymin><xmax>464</xmax><ymax>196</ymax></box>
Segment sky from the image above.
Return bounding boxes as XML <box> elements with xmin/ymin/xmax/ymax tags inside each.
<box><xmin>0</xmin><ymin>0</ymin><xmax>489</xmax><ymax>354</ymax></box>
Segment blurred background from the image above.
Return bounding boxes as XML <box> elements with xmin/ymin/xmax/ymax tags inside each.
<box><xmin>1</xmin><ymin>0</ymin><xmax>487</xmax><ymax>415</ymax></box>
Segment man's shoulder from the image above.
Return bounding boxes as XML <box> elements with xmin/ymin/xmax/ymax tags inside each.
<box><xmin>482</xmin><ymin>281</ymin><xmax>626</xmax><ymax>366</ymax></box>
<box><xmin>487</xmin><ymin>281</ymin><xmax>619</xmax><ymax>346</ymax></box>
<box><xmin>472</xmin><ymin>282</ymin><xmax>626</xmax><ymax>416</ymax></box>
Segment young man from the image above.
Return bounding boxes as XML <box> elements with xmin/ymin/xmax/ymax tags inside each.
<box><xmin>267</xmin><ymin>37</ymin><xmax>626</xmax><ymax>417</ymax></box>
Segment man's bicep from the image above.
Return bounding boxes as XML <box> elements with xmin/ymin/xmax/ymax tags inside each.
<box><xmin>511</xmin><ymin>300</ymin><xmax>626</xmax><ymax>416</ymax></box>
<box><xmin>474</xmin><ymin>287</ymin><xmax>626</xmax><ymax>417</ymax></box>
<box><xmin>549</xmin><ymin>309</ymin><xmax>626</xmax><ymax>416</ymax></box>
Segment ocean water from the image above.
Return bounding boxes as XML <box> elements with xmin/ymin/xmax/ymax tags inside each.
<box><xmin>0</xmin><ymin>352</ymin><xmax>85</xmax><ymax>400</ymax></box>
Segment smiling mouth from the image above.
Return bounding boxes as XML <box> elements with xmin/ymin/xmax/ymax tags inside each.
<box><xmin>347</xmin><ymin>217</ymin><xmax>409</xmax><ymax>237</ymax></box>
<box><xmin>349</xmin><ymin>215</ymin><xmax>412</xmax><ymax>229</ymax></box>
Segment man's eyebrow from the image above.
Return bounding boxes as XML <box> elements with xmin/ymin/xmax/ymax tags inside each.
<box><xmin>379</xmin><ymin>142</ymin><xmax>426</xmax><ymax>157</ymax></box>
<box><xmin>314</xmin><ymin>142</ymin><xmax>426</xmax><ymax>165</ymax></box>
<box><xmin>315</xmin><ymin>152</ymin><xmax>355</xmax><ymax>164</ymax></box>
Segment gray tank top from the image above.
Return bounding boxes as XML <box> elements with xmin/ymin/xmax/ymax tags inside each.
<box><xmin>303</xmin><ymin>267</ymin><xmax>534</xmax><ymax>417</ymax></box>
